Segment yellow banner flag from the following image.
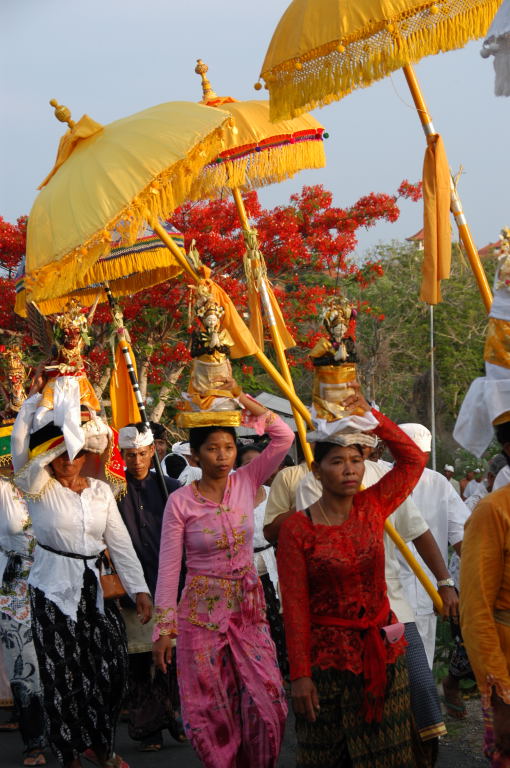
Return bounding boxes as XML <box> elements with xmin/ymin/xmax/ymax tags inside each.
<box><xmin>109</xmin><ymin>341</ymin><xmax>141</xmax><ymax>429</ymax></box>
<box><xmin>420</xmin><ymin>134</ymin><xmax>452</xmax><ymax>305</ymax></box>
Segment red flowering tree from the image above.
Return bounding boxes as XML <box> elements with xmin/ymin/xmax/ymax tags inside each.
<box><xmin>0</xmin><ymin>181</ymin><xmax>421</xmax><ymax>420</ymax></box>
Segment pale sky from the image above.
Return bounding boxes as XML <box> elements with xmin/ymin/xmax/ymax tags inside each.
<box><xmin>0</xmin><ymin>0</ymin><xmax>507</xmax><ymax>257</ymax></box>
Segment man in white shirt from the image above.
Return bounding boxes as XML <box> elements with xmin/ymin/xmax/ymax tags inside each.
<box><xmin>443</xmin><ymin>465</ymin><xmax>460</xmax><ymax>495</ymax></box>
<box><xmin>398</xmin><ymin>424</ymin><xmax>470</xmax><ymax>668</ymax></box>
<box><xmin>463</xmin><ymin>468</ymin><xmax>484</xmax><ymax>499</ymax></box>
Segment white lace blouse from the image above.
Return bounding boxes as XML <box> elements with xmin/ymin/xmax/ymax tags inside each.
<box><xmin>27</xmin><ymin>477</ymin><xmax>149</xmax><ymax>621</ymax></box>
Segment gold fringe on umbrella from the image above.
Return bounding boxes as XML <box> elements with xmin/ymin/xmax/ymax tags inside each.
<box><xmin>261</xmin><ymin>0</ymin><xmax>501</xmax><ymax>120</ymax></box>
<box><xmin>192</xmin><ymin>131</ymin><xmax>325</xmax><ymax>198</ymax></box>
<box><xmin>26</xmin><ymin>101</ymin><xmax>233</xmax><ymax>305</ymax></box>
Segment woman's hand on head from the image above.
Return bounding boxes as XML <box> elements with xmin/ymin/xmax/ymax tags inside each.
<box><xmin>291</xmin><ymin>677</ymin><xmax>320</xmax><ymax>722</ymax></box>
<box><xmin>214</xmin><ymin>375</ymin><xmax>241</xmax><ymax>396</ymax></box>
<box><xmin>135</xmin><ymin>592</ymin><xmax>152</xmax><ymax>624</ymax></box>
<box><xmin>342</xmin><ymin>381</ymin><xmax>371</xmax><ymax>413</ymax></box>
<box><xmin>152</xmin><ymin>636</ymin><xmax>173</xmax><ymax>674</ymax></box>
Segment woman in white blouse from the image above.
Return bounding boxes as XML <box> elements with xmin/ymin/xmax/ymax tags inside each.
<box><xmin>12</xmin><ymin>393</ymin><xmax>151</xmax><ymax>768</ymax></box>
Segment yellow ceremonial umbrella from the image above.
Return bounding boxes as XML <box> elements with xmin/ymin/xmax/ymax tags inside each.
<box><xmin>24</xmin><ymin>99</ymin><xmax>232</xmax><ymax>306</ymax></box>
<box><xmin>258</xmin><ymin>0</ymin><xmax>498</xmax><ymax>312</ymax></box>
<box><xmin>187</xmin><ymin>60</ymin><xmax>328</xmax><ymax>460</ymax></box>
<box><xmin>22</xmin><ymin>98</ymin><xmax>312</xmax><ymax>432</ymax></box>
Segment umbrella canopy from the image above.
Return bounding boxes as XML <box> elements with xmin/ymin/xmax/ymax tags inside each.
<box><xmin>259</xmin><ymin>0</ymin><xmax>502</xmax><ymax>120</ymax></box>
<box><xmin>189</xmin><ymin>59</ymin><xmax>326</xmax><ymax>199</ymax></box>
<box><xmin>25</xmin><ymin>100</ymin><xmax>232</xmax><ymax>305</ymax></box>
<box><xmin>15</xmin><ymin>222</ymin><xmax>184</xmax><ymax>317</ymax></box>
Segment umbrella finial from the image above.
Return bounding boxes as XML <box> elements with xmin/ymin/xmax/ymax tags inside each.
<box><xmin>49</xmin><ymin>99</ymin><xmax>75</xmax><ymax>129</ymax></box>
<box><xmin>195</xmin><ymin>59</ymin><xmax>218</xmax><ymax>103</ymax></box>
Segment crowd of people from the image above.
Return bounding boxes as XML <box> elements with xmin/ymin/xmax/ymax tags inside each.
<box><xmin>0</xmin><ymin>372</ymin><xmax>509</xmax><ymax>768</ymax></box>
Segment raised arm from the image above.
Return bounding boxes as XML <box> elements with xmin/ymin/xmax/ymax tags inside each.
<box><xmin>236</xmin><ymin>396</ymin><xmax>294</xmax><ymax>490</ymax></box>
<box><xmin>365</xmin><ymin>411</ymin><xmax>427</xmax><ymax>517</ymax></box>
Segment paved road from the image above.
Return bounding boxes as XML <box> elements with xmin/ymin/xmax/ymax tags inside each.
<box><xmin>1</xmin><ymin>719</ymin><xmax>485</xmax><ymax>767</ymax></box>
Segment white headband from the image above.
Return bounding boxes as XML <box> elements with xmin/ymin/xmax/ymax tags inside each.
<box><xmin>172</xmin><ymin>441</ymin><xmax>191</xmax><ymax>457</ymax></box>
<box><xmin>118</xmin><ymin>426</ymin><xmax>154</xmax><ymax>450</ymax></box>
<box><xmin>398</xmin><ymin>423</ymin><xmax>432</xmax><ymax>453</ymax></box>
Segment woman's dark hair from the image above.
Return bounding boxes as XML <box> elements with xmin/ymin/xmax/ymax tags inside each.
<box><xmin>236</xmin><ymin>443</ymin><xmax>262</xmax><ymax>468</ymax></box>
<box><xmin>164</xmin><ymin>454</ymin><xmax>187</xmax><ymax>478</ymax></box>
<box><xmin>313</xmin><ymin>441</ymin><xmax>364</xmax><ymax>463</ymax></box>
<box><xmin>189</xmin><ymin>426</ymin><xmax>237</xmax><ymax>453</ymax></box>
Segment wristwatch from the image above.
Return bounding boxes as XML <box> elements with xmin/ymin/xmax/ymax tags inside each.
<box><xmin>437</xmin><ymin>578</ymin><xmax>455</xmax><ymax>588</ymax></box>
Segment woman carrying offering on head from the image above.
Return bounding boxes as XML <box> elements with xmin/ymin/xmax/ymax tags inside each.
<box><xmin>277</xmin><ymin>385</ymin><xmax>427</xmax><ymax>768</ymax></box>
<box><xmin>11</xmin><ymin>378</ymin><xmax>151</xmax><ymax>768</ymax></box>
<box><xmin>152</xmin><ymin>378</ymin><xmax>294</xmax><ymax>768</ymax></box>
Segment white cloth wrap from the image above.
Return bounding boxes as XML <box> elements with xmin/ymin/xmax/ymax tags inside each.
<box><xmin>453</xmin><ymin>375</ymin><xmax>510</xmax><ymax>457</ymax></box>
<box><xmin>454</xmin><ymin>273</ymin><xmax>510</xmax><ymax>456</ymax></box>
<box><xmin>11</xmin><ymin>394</ymin><xmax>110</xmax><ymax>496</ymax></box>
<box><xmin>306</xmin><ymin>408</ymin><xmax>378</xmax><ymax>446</ymax></box>
<box><xmin>52</xmin><ymin>377</ymin><xmax>84</xmax><ymax>460</ymax></box>
<box><xmin>398</xmin><ymin>423</ymin><xmax>432</xmax><ymax>453</ymax></box>
<box><xmin>118</xmin><ymin>425</ymin><xmax>154</xmax><ymax>449</ymax></box>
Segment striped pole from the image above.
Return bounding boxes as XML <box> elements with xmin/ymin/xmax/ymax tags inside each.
<box><xmin>104</xmin><ymin>283</ymin><xmax>168</xmax><ymax>501</ymax></box>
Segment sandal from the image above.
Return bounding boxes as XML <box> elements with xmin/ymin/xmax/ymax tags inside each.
<box><xmin>167</xmin><ymin>713</ymin><xmax>186</xmax><ymax>743</ymax></box>
<box><xmin>0</xmin><ymin>717</ymin><xmax>19</xmax><ymax>732</ymax></box>
<box><xmin>23</xmin><ymin>750</ymin><xmax>47</xmax><ymax>766</ymax></box>
<box><xmin>83</xmin><ymin>750</ymin><xmax>129</xmax><ymax>768</ymax></box>
<box><xmin>139</xmin><ymin>733</ymin><xmax>163</xmax><ymax>752</ymax></box>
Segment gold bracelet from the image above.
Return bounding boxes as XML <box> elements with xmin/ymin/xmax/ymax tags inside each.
<box><xmin>158</xmin><ymin>628</ymin><xmax>174</xmax><ymax>637</ymax></box>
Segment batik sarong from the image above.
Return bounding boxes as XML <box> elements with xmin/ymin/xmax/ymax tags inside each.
<box><xmin>30</xmin><ymin>568</ymin><xmax>128</xmax><ymax>765</ymax></box>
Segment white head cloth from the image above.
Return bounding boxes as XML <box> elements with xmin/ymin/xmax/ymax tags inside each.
<box><xmin>398</xmin><ymin>423</ymin><xmax>432</xmax><ymax>453</ymax></box>
<box><xmin>307</xmin><ymin>408</ymin><xmax>379</xmax><ymax>448</ymax></box>
<box><xmin>118</xmin><ymin>426</ymin><xmax>154</xmax><ymax>450</ymax></box>
<box><xmin>444</xmin><ymin>464</ymin><xmax>454</xmax><ymax>472</ymax></box>
<box><xmin>172</xmin><ymin>441</ymin><xmax>191</xmax><ymax>457</ymax></box>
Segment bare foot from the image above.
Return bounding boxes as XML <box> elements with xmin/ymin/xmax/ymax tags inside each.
<box><xmin>442</xmin><ymin>676</ymin><xmax>467</xmax><ymax>719</ymax></box>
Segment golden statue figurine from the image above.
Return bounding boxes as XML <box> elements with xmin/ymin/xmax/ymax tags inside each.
<box><xmin>0</xmin><ymin>344</ymin><xmax>29</xmax><ymax>469</ymax></box>
<box><xmin>0</xmin><ymin>344</ymin><xmax>28</xmax><ymax>420</ymax></box>
<box><xmin>176</xmin><ymin>284</ymin><xmax>242</xmax><ymax>427</ymax></box>
<box><xmin>38</xmin><ymin>298</ymin><xmax>100</xmax><ymax>417</ymax></box>
<box><xmin>309</xmin><ymin>295</ymin><xmax>362</xmax><ymax>421</ymax></box>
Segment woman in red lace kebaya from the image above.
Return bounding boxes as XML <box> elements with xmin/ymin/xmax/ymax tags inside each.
<box><xmin>277</xmin><ymin>389</ymin><xmax>427</xmax><ymax>768</ymax></box>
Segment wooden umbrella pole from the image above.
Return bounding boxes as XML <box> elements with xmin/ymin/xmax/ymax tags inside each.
<box><xmin>402</xmin><ymin>64</ymin><xmax>493</xmax><ymax>313</ymax></box>
<box><xmin>153</xmin><ymin>221</ymin><xmax>313</xmax><ymax>427</ymax></box>
<box><xmin>103</xmin><ymin>282</ymin><xmax>168</xmax><ymax>501</ymax></box>
<box><xmin>231</xmin><ymin>188</ymin><xmax>314</xmax><ymax>464</ymax></box>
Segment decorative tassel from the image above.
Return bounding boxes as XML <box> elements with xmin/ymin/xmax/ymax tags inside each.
<box><xmin>263</xmin><ymin>1</ymin><xmax>501</xmax><ymax>121</ymax></box>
